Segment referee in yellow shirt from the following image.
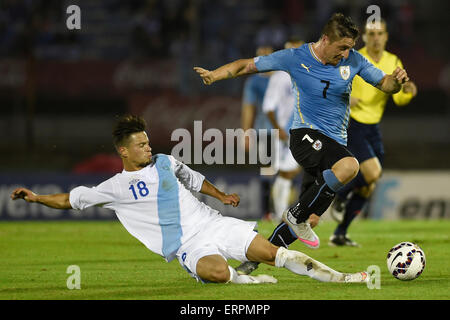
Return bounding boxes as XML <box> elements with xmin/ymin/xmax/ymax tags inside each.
<box><xmin>329</xmin><ymin>19</ymin><xmax>418</xmax><ymax>246</ymax></box>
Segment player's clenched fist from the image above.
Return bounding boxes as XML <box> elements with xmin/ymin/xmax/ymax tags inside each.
<box><xmin>221</xmin><ymin>193</ymin><xmax>240</xmax><ymax>207</ymax></box>
<box><xmin>11</xmin><ymin>188</ymin><xmax>38</xmax><ymax>202</ymax></box>
<box><xmin>392</xmin><ymin>66</ymin><xmax>409</xmax><ymax>84</ymax></box>
<box><xmin>193</xmin><ymin>67</ymin><xmax>215</xmax><ymax>85</ymax></box>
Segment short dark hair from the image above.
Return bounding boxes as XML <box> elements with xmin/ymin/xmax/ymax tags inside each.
<box><xmin>321</xmin><ymin>13</ymin><xmax>359</xmax><ymax>42</ymax></box>
<box><xmin>112</xmin><ymin>114</ymin><xmax>147</xmax><ymax>148</ymax></box>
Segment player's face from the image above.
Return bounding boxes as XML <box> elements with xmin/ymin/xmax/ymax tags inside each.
<box><xmin>125</xmin><ymin>131</ymin><xmax>153</xmax><ymax>168</ymax></box>
<box><xmin>324</xmin><ymin>37</ymin><xmax>355</xmax><ymax>65</ymax></box>
<box><xmin>364</xmin><ymin>23</ymin><xmax>388</xmax><ymax>52</ymax></box>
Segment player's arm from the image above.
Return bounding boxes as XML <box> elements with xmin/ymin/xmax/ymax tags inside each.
<box><xmin>376</xmin><ymin>67</ymin><xmax>409</xmax><ymax>94</ymax></box>
<box><xmin>10</xmin><ymin>187</ymin><xmax>72</xmax><ymax>209</ymax></box>
<box><xmin>194</xmin><ymin>58</ymin><xmax>258</xmax><ymax>85</ymax></box>
<box><xmin>392</xmin><ymin>80</ymin><xmax>418</xmax><ymax>106</ymax></box>
<box><xmin>200</xmin><ymin>179</ymin><xmax>240</xmax><ymax>207</ymax></box>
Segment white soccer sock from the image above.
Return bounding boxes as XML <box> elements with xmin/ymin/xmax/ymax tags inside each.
<box><xmin>275</xmin><ymin>247</ymin><xmax>345</xmax><ymax>282</ymax></box>
<box><xmin>272</xmin><ymin>176</ymin><xmax>292</xmax><ymax>221</ymax></box>
<box><xmin>227</xmin><ymin>266</ymin><xmax>259</xmax><ymax>284</ymax></box>
<box><xmin>227</xmin><ymin>266</ymin><xmax>277</xmax><ymax>284</ymax></box>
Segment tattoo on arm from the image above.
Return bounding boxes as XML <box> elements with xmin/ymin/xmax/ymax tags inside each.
<box><xmin>227</xmin><ymin>71</ymin><xmax>233</xmax><ymax>79</ymax></box>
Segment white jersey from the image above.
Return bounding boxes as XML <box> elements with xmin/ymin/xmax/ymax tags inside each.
<box><xmin>69</xmin><ymin>154</ymin><xmax>221</xmax><ymax>262</ymax></box>
<box><xmin>262</xmin><ymin>71</ymin><xmax>295</xmax><ymax>132</ymax></box>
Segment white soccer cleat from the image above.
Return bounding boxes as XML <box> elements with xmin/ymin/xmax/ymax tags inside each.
<box><xmin>343</xmin><ymin>271</ymin><xmax>369</xmax><ymax>283</ymax></box>
<box><xmin>282</xmin><ymin>209</ymin><xmax>320</xmax><ymax>249</ymax></box>
<box><xmin>248</xmin><ymin>274</ymin><xmax>278</xmax><ymax>284</ymax></box>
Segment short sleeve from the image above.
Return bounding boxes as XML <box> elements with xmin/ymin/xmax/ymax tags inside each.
<box><xmin>254</xmin><ymin>49</ymin><xmax>293</xmax><ymax>73</ymax></box>
<box><xmin>356</xmin><ymin>51</ymin><xmax>385</xmax><ymax>87</ymax></box>
<box><xmin>169</xmin><ymin>155</ymin><xmax>205</xmax><ymax>192</ymax></box>
<box><xmin>69</xmin><ymin>180</ymin><xmax>115</xmax><ymax>210</ymax></box>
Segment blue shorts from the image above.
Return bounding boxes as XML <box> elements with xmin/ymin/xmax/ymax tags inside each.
<box><xmin>347</xmin><ymin>118</ymin><xmax>384</xmax><ymax>165</ymax></box>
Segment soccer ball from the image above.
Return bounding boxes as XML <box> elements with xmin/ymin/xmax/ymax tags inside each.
<box><xmin>386</xmin><ymin>242</ymin><xmax>426</xmax><ymax>280</ymax></box>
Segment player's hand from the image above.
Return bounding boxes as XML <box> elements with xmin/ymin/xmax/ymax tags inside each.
<box><xmin>193</xmin><ymin>67</ymin><xmax>215</xmax><ymax>85</ymax></box>
<box><xmin>402</xmin><ymin>81</ymin><xmax>418</xmax><ymax>97</ymax></box>
<box><xmin>10</xmin><ymin>188</ymin><xmax>38</xmax><ymax>203</ymax></box>
<box><xmin>308</xmin><ymin>214</ymin><xmax>320</xmax><ymax>228</ymax></box>
<box><xmin>392</xmin><ymin>67</ymin><xmax>409</xmax><ymax>85</ymax></box>
<box><xmin>222</xmin><ymin>193</ymin><xmax>240</xmax><ymax>207</ymax></box>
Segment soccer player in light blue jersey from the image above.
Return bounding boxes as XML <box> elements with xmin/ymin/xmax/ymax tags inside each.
<box><xmin>194</xmin><ymin>13</ymin><xmax>409</xmax><ymax>251</ymax></box>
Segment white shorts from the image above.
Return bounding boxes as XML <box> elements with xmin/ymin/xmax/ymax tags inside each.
<box><xmin>274</xmin><ymin>139</ymin><xmax>300</xmax><ymax>172</ymax></box>
<box><xmin>176</xmin><ymin>216</ymin><xmax>258</xmax><ymax>282</ymax></box>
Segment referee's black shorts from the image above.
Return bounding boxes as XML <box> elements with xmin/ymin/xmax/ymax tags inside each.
<box><xmin>289</xmin><ymin>128</ymin><xmax>355</xmax><ymax>192</ymax></box>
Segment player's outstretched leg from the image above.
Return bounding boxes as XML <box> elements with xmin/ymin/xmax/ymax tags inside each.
<box><xmin>275</xmin><ymin>247</ymin><xmax>367</xmax><ymax>283</ymax></box>
<box><xmin>236</xmin><ymin>214</ymin><xmax>320</xmax><ymax>275</ymax></box>
<box><xmin>246</xmin><ymin>234</ymin><xmax>368</xmax><ymax>283</ymax></box>
<box><xmin>195</xmin><ymin>254</ymin><xmax>277</xmax><ymax>284</ymax></box>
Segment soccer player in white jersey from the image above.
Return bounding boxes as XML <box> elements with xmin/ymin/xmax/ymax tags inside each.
<box><xmin>11</xmin><ymin>115</ymin><xmax>368</xmax><ymax>284</ymax></box>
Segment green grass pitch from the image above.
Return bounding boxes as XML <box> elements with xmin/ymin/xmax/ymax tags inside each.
<box><xmin>0</xmin><ymin>219</ymin><xmax>449</xmax><ymax>300</ymax></box>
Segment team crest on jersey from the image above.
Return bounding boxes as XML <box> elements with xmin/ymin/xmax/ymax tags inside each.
<box><xmin>312</xmin><ymin>140</ymin><xmax>322</xmax><ymax>151</ymax></box>
<box><xmin>129</xmin><ymin>178</ymin><xmax>140</xmax><ymax>185</ymax></box>
<box><xmin>339</xmin><ymin>66</ymin><xmax>350</xmax><ymax>80</ymax></box>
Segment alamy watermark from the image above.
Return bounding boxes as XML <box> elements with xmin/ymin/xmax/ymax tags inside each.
<box><xmin>66</xmin><ymin>265</ymin><xmax>81</xmax><ymax>289</ymax></box>
<box><xmin>366</xmin><ymin>265</ymin><xmax>381</xmax><ymax>289</ymax></box>
<box><xmin>366</xmin><ymin>5</ymin><xmax>381</xmax><ymax>28</ymax></box>
<box><xmin>171</xmin><ymin>121</ymin><xmax>281</xmax><ymax>176</ymax></box>
<box><xmin>66</xmin><ymin>5</ymin><xmax>81</xmax><ymax>30</ymax></box>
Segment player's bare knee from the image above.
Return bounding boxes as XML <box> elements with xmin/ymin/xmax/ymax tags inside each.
<box><xmin>209</xmin><ymin>264</ymin><xmax>230</xmax><ymax>283</ymax></box>
<box><xmin>347</xmin><ymin>157</ymin><xmax>360</xmax><ymax>179</ymax></box>
<box><xmin>334</xmin><ymin>157</ymin><xmax>359</xmax><ymax>182</ymax></box>
<box><xmin>363</xmin><ymin>168</ymin><xmax>382</xmax><ymax>185</ymax></box>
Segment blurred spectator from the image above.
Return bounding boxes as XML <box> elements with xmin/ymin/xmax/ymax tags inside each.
<box><xmin>130</xmin><ymin>0</ymin><xmax>165</xmax><ymax>58</ymax></box>
<box><xmin>255</xmin><ymin>14</ymin><xmax>288</xmax><ymax>50</ymax></box>
<box><xmin>73</xmin><ymin>153</ymin><xmax>123</xmax><ymax>174</ymax></box>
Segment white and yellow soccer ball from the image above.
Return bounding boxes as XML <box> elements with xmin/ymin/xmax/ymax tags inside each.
<box><xmin>386</xmin><ymin>242</ymin><xmax>426</xmax><ymax>281</ymax></box>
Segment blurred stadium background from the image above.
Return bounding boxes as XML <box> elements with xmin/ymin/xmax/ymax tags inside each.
<box><xmin>0</xmin><ymin>0</ymin><xmax>449</xmax><ymax>221</ymax></box>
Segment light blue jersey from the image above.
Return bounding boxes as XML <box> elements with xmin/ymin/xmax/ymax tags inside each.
<box><xmin>242</xmin><ymin>74</ymin><xmax>273</xmax><ymax>130</ymax></box>
<box><xmin>254</xmin><ymin>43</ymin><xmax>385</xmax><ymax>145</ymax></box>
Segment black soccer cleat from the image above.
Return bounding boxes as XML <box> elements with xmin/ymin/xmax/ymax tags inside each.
<box><xmin>330</xmin><ymin>196</ymin><xmax>347</xmax><ymax>223</ymax></box>
<box><xmin>328</xmin><ymin>234</ymin><xmax>360</xmax><ymax>247</ymax></box>
<box><xmin>235</xmin><ymin>261</ymin><xmax>260</xmax><ymax>275</ymax></box>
